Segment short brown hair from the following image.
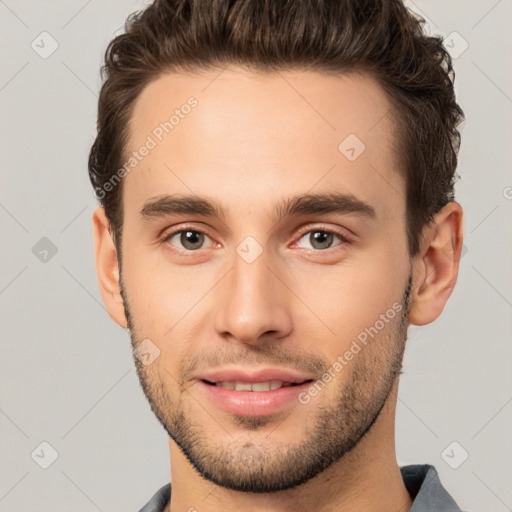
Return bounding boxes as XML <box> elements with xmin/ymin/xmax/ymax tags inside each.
<box><xmin>88</xmin><ymin>0</ymin><xmax>464</xmax><ymax>257</ymax></box>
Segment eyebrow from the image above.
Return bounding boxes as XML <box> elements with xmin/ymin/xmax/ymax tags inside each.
<box><xmin>140</xmin><ymin>192</ymin><xmax>377</xmax><ymax>223</ymax></box>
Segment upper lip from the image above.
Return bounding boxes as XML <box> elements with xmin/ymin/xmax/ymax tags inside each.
<box><xmin>196</xmin><ymin>367</ymin><xmax>316</xmax><ymax>384</ymax></box>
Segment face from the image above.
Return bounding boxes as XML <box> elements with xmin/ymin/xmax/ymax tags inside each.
<box><xmin>116</xmin><ymin>67</ymin><xmax>414</xmax><ymax>492</ymax></box>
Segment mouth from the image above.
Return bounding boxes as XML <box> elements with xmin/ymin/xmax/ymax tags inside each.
<box><xmin>197</xmin><ymin>378</ymin><xmax>316</xmax><ymax>417</ymax></box>
<box><xmin>201</xmin><ymin>379</ymin><xmax>313</xmax><ymax>391</ymax></box>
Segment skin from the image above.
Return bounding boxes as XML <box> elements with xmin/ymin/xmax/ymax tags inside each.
<box><xmin>93</xmin><ymin>66</ymin><xmax>463</xmax><ymax>512</ymax></box>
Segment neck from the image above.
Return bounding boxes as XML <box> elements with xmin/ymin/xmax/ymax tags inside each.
<box><xmin>167</xmin><ymin>380</ymin><xmax>412</xmax><ymax>512</ymax></box>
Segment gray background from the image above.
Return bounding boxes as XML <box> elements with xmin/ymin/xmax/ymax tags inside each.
<box><xmin>0</xmin><ymin>0</ymin><xmax>511</xmax><ymax>510</ymax></box>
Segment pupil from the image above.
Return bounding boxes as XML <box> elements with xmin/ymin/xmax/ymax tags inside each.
<box><xmin>181</xmin><ymin>230</ymin><xmax>204</xmax><ymax>250</ymax></box>
<box><xmin>311</xmin><ymin>231</ymin><xmax>332</xmax><ymax>249</ymax></box>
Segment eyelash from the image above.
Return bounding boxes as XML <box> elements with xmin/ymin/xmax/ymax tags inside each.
<box><xmin>294</xmin><ymin>224</ymin><xmax>352</xmax><ymax>250</ymax></box>
<box><xmin>161</xmin><ymin>224</ymin><xmax>352</xmax><ymax>253</ymax></box>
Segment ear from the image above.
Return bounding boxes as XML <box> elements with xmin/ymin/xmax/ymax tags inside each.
<box><xmin>408</xmin><ymin>201</ymin><xmax>464</xmax><ymax>326</ymax></box>
<box><xmin>92</xmin><ymin>207</ymin><xmax>128</xmax><ymax>328</ymax></box>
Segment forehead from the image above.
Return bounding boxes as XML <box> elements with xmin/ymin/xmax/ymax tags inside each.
<box><xmin>124</xmin><ymin>66</ymin><xmax>405</xmax><ymax>224</ymax></box>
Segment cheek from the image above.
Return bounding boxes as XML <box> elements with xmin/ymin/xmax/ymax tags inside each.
<box><xmin>121</xmin><ymin>247</ymin><xmax>219</xmax><ymax>345</ymax></box>
<box><xmin>289</xmin><ymin>242</ymin><xmax>406</xmax><ymax>349</ymax></box>
<box><xmin>121</xmin><ymin>250</ymin><xmax>176</xmax><ymax>332</ymax></box>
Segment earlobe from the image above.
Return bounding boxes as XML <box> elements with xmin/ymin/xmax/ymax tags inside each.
<box><xmin>408</xmin><ymin>201</ymin><xmax>464</xmax><ymax>327</ymax></box>
<box><xmin>92</xmin><ymin>207</ymin><xmax>128</xmax><ymax>328</ymax></box>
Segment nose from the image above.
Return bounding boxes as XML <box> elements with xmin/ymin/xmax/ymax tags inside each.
<box><xmin>213</xmin><ymin>247</ymin><xmax>293</xmax><ymax>346</ymax></box>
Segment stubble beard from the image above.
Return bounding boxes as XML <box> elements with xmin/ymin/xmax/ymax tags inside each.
<box><xmin>120</xmin><ymin>271</ymin><xmax>413</xmax><ymax>493</ymax></box>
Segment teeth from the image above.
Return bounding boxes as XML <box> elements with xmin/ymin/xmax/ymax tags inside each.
<box><xmin>214</xmin><ymin>380</ymin><xmax>296</xmax><ymax>391</ymax></box>
<box><xmin>217</xmin><ymin>381</ymin><xmax>236</xmax><ymax>390</ymax></box>
<box><xmin>250</xmin><ymin>382</ymin><xmax>270</xmax><ymax>391</ymax></box>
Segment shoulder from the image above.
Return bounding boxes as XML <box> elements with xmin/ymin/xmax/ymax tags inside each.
<box><xmin>400</xmin><ymin>464</ymin><xmax>466</xmax><ymax>511</ymax></box>
<box><xmin>137</xmin><ymin>482</ymin><xmax>171</xmax><ymax>512</ymax></box>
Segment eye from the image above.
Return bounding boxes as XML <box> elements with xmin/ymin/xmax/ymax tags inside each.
<box><xmin>162</xmin><ymin>226</ymin><xmax>349</xmax><ymax>253</ymax></box>
<box><xmin>295</xmin><ymin>229</ymin><xmax>350</xmax><ymax>251</ymax></box>
<box><xmin>165</xmin><ymin>229</ymin><xmax>214</xmax><ymax>251</ymax></box>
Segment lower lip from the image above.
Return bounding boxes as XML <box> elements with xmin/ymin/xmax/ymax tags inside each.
<box><xmin>197</xmin><ymin>380</ymin><xmax>313</xmax><ymax>417</ymax></box>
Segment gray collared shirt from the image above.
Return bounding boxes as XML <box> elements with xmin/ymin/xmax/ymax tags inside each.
<box><xmin>138</xmin><ymin>464</ymin><xmax>465</xmax><ymax>512</ymax></box>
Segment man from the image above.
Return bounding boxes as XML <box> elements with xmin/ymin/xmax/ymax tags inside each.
<box><xmin>89</xmin><ymin>0</ymin><xmax>466</xmax><ymax>510</ymax></box>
